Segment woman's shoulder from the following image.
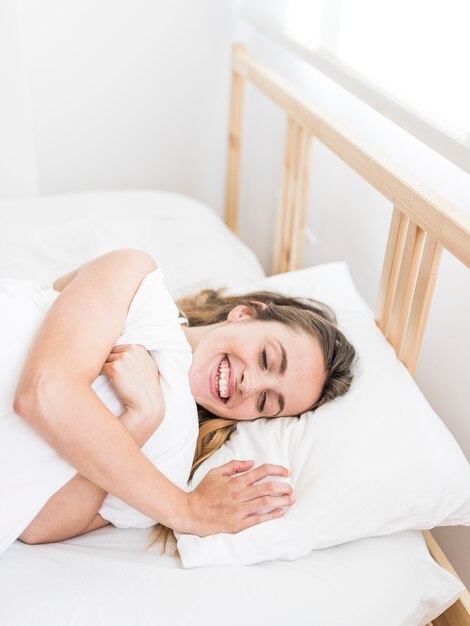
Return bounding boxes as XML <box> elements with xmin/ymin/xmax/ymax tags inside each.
<box><xmin>51</xmin><ymin>249</ymin><xmax>157</xmax><ymax>293</ymax></box>
<box><xmin>116</xmin><ymin>266</ymin><xmax>190</xmax><ymax>352</ymax></box>
<box><xmin>127</xmin><ymin>266</ymin><xmax>177</xmax><ymax>320</ymax></box>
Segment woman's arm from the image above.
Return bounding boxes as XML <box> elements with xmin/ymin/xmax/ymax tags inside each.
<box><xmin>14</xmin><ymin>250</ymin><xmax>293</xmax><ymax>536</ymax></box>
<box><xmin>18</xmin><ymin>475</ymin><xmax>109</xmax><ymax>544</ymax></box>
<box><xmin>18</xmin><ymin>404</ymin><xmax>157</xmax><ymax>544</ymax></box>
<box><xmin>19</xmin><ymin>343</ymin><xmax>165</xmax><ymax>545</ymax></box>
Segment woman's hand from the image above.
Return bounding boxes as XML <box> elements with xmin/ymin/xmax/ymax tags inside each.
<box><xmin>101</xmin><ymin>344</ymin><xmax>165</xmax><ymax>444</ymax></box>
<box><xmin>184</xmin><ymin>460</ymin><xmax>294</xmax><ymax>536</ymax></box>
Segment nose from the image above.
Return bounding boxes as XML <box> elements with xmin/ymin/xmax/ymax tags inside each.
<box><xmin>239</xmin><ymin>370</ymin><xmax>268</xmax><ymax>397</ymax></box>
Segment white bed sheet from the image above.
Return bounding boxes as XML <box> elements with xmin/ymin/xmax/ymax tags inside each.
<box><xmin>0</xmin><ymin>526</ymin><xmax>462</xmax><ymax>626</ymax></box>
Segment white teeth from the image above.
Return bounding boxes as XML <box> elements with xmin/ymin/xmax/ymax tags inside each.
<box><xmin>216</xmin><ymin>358</ymin><xmax>230</xmax><ymax>399</ymax></box>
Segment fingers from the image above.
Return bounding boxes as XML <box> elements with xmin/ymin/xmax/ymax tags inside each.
<box><xmin>100</xmin><ymin>346</ymin><xmax>139</xmax><ymax>373</ymax></box>
<box><xmin>105</xmin><ymin>344</ymin><xmax>147</xmax><ymax>359</ymax></box>
<box><xmin>108</xmin><ymin>344</ymin><xmax>144</xmax><ymax>353</ymax></box>
<box><xmin>212</xmin><ymin>461</ymin><xmax>289</xmax><ymax>481</ymax></box>
<box><xmin>227</xmin><ymin>498</ymin><xmax>293</xmax><ymax>534</ymax></box>
<box><xmin>238</xmin><ymin>463</ymin><xmax>290</xmax><ymax>486</ymax></box>
<box><xmin>245</xmin><ymin>492</ymin><xmax>294</xmax><ymax>513</ymax></box>
<box><xmin>189</xmin><ymin>461</ymin><xmax>294</xmax><ymax>536</ymax></box>
<box><xmin>100</xmin><ymin>363</ymin><xmax>117</xmax><ymax>379</ymax></box>
<box><xmin>217</xmin><ymin>459</ymin><xmax>255</xmax><ymax>476</ymax></box>
<box><xmin>245</xmin><ymin>480</ymin><xmax>293</xmax><ymax>500</ymax></box>
<box><xmin>101</xmin><ymin>344</ymin><xmax>155</xmax><ymax>367</ymax></box>
<box><xmin>238</xmin><ymin>508</ymin><xmax>287</xmax><ymax>531</ymax></box>
<box><xmin>103</xmin><ymin>353</ymin><xmax>122</xmax><ymax>363</ymax></box>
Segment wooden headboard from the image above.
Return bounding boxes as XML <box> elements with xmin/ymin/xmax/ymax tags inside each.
<box><xmin>223</xmin><ymin>43</ymin><xmax>470</xmax><ymax>626</ymax></box>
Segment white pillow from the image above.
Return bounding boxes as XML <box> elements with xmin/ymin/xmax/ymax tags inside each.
<box><xmin>0</xmin><ymin>190</ymin><xmax>265</xmax><ymax>298</ymax></box>
<box><xmin>1</xmin><ymin>529</ymin><xmax>463</xmax><ymax>626</ymax></box>
<box><xmin>176</xmin><ymin>262</ymin><xmax>470</xmax><ymax>567</ymax></box>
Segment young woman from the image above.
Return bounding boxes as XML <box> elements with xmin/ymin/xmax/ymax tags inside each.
<box><xmin>1</xmin><ymin>249</ymin><xmax>355</xmax><ymax>550</ymax></box>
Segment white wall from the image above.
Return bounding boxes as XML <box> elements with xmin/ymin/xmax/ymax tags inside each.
<box><xmin>8</xmin><ymin>0</ymin><xmax>242</xmax><ymax>210</ymax></box>
<box><xmin>236</xmin><ymin>28</ymin><xmax>470</xmax><ymax>586</ymax></box>
<box><xmin>0</xmin><ymin>0</ymin><xmax>38</xmax><ymax>197</ymax></box>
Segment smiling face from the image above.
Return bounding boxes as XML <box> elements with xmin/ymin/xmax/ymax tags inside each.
<box><xmin>184</xmin><ymin>306</ymin><xmax>326</xmax><ymax>420</ymax></box>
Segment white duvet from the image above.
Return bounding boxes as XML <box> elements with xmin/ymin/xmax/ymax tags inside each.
<box><xmin>0</xmin><ymin>269</ymin><xmax>198</xmax><ymax>554</ymax></box>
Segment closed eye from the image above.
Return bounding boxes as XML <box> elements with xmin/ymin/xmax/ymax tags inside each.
<box><xmin>261</xmin><ymin>348</ymin><xmax>268</xmax><ymax>369</ymax></box>
<box><xmin>258</xmin><ymin>391</ymin><xmax>267</xmax><ymax>413</ymax></box>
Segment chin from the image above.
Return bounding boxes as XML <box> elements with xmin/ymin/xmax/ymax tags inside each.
<box><xmin>197</xmin><ymin>400</ymin><xmax>222</xmax><ymax>417</ymax></box>
<box><xmin>210</xmin><ymin>406</ymin><xmax>230</xmax><ymax>419</ymax></box>
<box><xmin>202</xmin><ymin>404</ymin><xmax>234</xmax><ymax>420</ymax></box>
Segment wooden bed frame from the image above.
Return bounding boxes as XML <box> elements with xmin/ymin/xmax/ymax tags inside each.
<box><xmin>223</xmin><ymin>43</ymin><xmax>470</xmax><ymax>626</ymax></box>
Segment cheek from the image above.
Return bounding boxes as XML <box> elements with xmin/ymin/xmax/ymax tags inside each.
<box><xmin>233</xmin><ymin>398</ymin><xmax>259</xmax><ymax>421</ymax></box>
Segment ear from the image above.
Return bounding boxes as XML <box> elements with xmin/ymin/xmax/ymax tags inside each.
<box><xmin>226</xmin><ymin>301</ymin><xmax>267</xmax><ymax>322</ymax></box>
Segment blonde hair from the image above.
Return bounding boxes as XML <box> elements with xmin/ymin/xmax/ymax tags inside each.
<box><xmin>149</xmin><ymin>288</ymin><xmax>356</xmax><ymax>551</ymax></box>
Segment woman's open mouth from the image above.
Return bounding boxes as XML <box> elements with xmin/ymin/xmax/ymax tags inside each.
<box><xmin>213</xmin><ymin>356</ymin><xmax>231</xmax><ymax>403</ymax></box>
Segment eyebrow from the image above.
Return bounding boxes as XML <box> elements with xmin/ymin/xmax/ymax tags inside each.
<box><xmin>271</xmin><ymin>394</ymin><xmax>285</xmax><ymax>417</ymax></box>
<box><xmin>276</xmin><ymin>340</ymin><xmax>288</xmax><ymax>375</ymax></box>
<box><xmin>271</xmin><ymin>341</ymin><xmax>287</xmax><ymax>416</ymax></box>
<box><xmin>263</xmin><ymin>341</ymin><xmax>287</xmax><ymax>417</ymax></box>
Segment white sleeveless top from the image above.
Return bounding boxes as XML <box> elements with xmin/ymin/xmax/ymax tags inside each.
<box><xmin>0</xmin><ymin>269</ymin><xmax>198</xmax><ymax>554</ymax></box>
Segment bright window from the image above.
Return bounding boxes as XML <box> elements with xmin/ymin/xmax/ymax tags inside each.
<box><xmin>337</xmin><ymin>0</ymin><xmax>470</xmax><ymax>139</ymax></box>
<box><xmin>242</xmin><ymin>0</ymin><xmax>470</xmax><ymax>172</ymax></box>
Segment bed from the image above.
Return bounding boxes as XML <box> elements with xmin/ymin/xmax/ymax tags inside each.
<box><xmin>0</xmin><ymin>44</ymin><xmax>469</xmax><ymax>626</ymax></box>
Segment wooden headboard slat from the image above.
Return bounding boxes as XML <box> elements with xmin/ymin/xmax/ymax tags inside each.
<box><xmin>275</xmin><ymin>118</ymin><xmax>299</xmax><ymax>273</ymax></box>
<box><xmin>376</xmin><ymin>207</ymin><xmax>404</xmax><ymax>329</ymax></box>
<box><xmin>398</xmin><ymin>236</ymin><xmax>442</xmax><ymax>374</ymax></box>
<box><xmin>376</xmin><ymin>206</ymin><xmax>443</xmax><ymax>374</ymax></box>
<box><xmin>224</xmin><ymin>44</ymin><xmax>246</xmax><ymax>234</ymax></box>
<box><xmin>289</xmin><ymin>124</ymin><xmax>312</xmax><ymax>272</ymax></box>
<box><xmin>395</xmin><ymin>225</ymin><xmax>426</xmax><ymax>347</ymax></box>
<box><xmin>273</xmin><ymin>118</ymin><xmax>312</xmax><ymax>273</ymax></box>
<box><xmin>386</xmin><ymin>220</ymin><xmax>422</xmax><ymax>346</ymax></box>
